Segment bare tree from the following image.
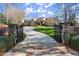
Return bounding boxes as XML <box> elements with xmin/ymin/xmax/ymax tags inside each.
<box><xmin>5</xmin><ymin>4</ymin><xmax>25</xmax><ymax>26</ymax></box>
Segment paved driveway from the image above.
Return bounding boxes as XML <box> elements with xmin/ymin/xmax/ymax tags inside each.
<box><xmin>4</xmin><ymin>26</ymin><xmax>79</xmax><ymax>56</ymax></box>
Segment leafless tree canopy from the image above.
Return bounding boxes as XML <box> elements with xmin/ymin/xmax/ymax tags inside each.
<box><xmin>5</xmin><ymin>4</ymin><xmax>25</xmax><ymax>26</ymax></box>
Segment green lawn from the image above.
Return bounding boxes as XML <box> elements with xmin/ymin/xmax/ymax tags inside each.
<box><xmin>34</xmin><ymin>26</ymin><xmax>56</xmax><ymax>38</ymax></box>
<box><xmin>35</xmin><ymin>25</ymin><xmax>63</xmax><ymax>43</ymax></box>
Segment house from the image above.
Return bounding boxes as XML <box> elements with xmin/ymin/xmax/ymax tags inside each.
<box><xmin>36</xmin><ymin>17</ymin><xmax>46</xmax><ymax>26</ymax></box>
<box><xmin>34</xmin><ymin>17</ymin><xmax>61</xmax><ymax>26</ymax></box>
<box><xmin>27</xmin><ymin>17</ymin><xmax>61</xmax><ymax>26</ymax></box>
<box><xmin>46</xmin><ymin>17</ymin><xmax>61</xmax><ymax>26</ymax></box>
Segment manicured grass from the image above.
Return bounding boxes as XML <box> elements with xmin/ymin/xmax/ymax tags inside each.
<box><xmin>35</xmin><ymin>25</ymin><xmax>63</xmax><ymax>43</ymax></box>
<box><xmin>34</xmin><ymin>26</ymin><xmax>55</xmax><ymax>38</ymax></box>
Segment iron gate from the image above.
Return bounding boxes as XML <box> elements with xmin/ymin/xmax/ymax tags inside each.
<box><xmin>54</xmin><ymin>24</ymin><xmax>62</xmax><ymax>43</ymax></box>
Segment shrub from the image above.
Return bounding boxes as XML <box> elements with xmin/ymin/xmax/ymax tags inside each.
<box><xmin>70</xmin><ymin>35</ymin><xmax>79</xmax><ymax>50</ymax></box>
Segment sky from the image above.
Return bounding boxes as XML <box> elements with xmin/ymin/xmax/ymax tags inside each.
<box><xmin>24</xmin><ymin>3</ymin><xmax>62</xmax><ymax>19</ymax></box>
<box><xmin>0</xmin><ymin>3</ymin><xmax>79</xmax><ymax>20</ymax></box>
<box><xmin>0</xmin><ymin>3</ymin><xmax>64</xmax><ymax>20</ymax></box>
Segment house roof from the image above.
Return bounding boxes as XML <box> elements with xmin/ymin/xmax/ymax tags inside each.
<box><xmin>37</xmin><ymin>17</ymin><xmax>46</xmax><ymax>21</ymax></box>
